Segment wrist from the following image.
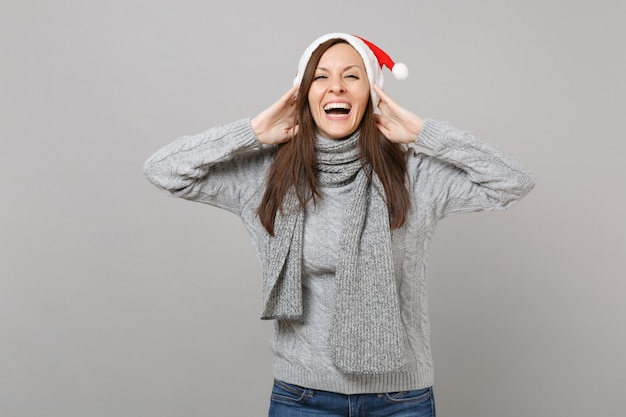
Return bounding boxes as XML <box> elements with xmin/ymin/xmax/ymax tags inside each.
<box><xmin>399</xmin><ymin>116</ymin><xmax>424</xmax><ymax>144</ymax></box>
<box><xmin>410</xmin><ymin>117</ymin><xmax>425</xmax><ymax>141</ymax></box>
<box><xmin>250</xmin><ymin>116</ymin><xmax>268</xmax><ymax>144</ymax></box>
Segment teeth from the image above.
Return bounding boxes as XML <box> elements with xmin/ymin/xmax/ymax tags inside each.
<box><xmin>323</xmin><ymin>102</ymin><xmax>352</xmax><ymax>111</ymax></box>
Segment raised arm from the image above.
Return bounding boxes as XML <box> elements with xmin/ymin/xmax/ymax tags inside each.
<box><xmin>143</xmin><ymin>118</ymin><xmax>269</xmax><ymax>214</ymax></box>
<box><xmin>144</xmin><ymin>86</ymin><xmax>301</xmax><ymax>214</ymax></box>
<box><xmin>373</xmin><ymin>84</ymin><xmax>534</xmax><ymax>218</ymax></box>
<box><xmin>412</xmin><ymin>119</ymin><xmax>535</xmax><ymax>219</ymax></box>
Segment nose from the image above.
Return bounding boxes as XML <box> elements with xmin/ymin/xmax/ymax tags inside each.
<box><xmin>329</xmin><ymin>76</ymin><xmax>346</xmax><ymax>93</ymax></box>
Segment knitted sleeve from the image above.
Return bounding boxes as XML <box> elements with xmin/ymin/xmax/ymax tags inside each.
<box><xmin>409</xmin><ymin>118</ymin><xmax>535</xmax><ymax>219</ymax></box>
<box><xmin>143</xmin><ymin>118</ymin><xmax>272</xmax><ymax>215</ymax></box>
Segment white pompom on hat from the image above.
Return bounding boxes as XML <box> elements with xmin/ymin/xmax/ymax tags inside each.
<box><xmin>293</xmin><ymin>33</ymin><xmax>408</xmax><ymax>108</ymax></box>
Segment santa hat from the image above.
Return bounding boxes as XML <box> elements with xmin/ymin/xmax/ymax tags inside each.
<box><xmin>293</xmin><ymin>33</ymin><xmax>408</xmax><ymax>108</ymax></box>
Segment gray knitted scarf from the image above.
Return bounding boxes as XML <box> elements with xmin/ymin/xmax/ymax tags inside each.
<box><xmin>261</xmin><ymin>131</ymin><xmax>406</xmax><ymax>374</ymax></box>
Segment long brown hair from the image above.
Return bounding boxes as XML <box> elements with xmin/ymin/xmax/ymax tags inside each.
<box><xmin>257</xmin><ymin>38</ymin><xmax>410</xmax><ymax>235</ymax></box>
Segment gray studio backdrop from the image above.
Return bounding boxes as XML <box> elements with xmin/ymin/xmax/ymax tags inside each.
<box><xmin>2</xmin><ymin>1</ymin><xmax>624</xmax><ymax>416</ymax></box>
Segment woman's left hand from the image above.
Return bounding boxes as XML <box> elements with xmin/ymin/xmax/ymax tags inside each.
<box><xmin>373</xmin><ymin>84</ymin><xmax>424</xmax><ymax>144</ymax></box>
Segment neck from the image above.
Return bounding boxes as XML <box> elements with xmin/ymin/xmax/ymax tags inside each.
<box><xmin>315</xmin><ymin>130</ymin><xmax>362</xmax><ymax>188</ymax></box>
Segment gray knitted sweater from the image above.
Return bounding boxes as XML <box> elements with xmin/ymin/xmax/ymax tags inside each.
<box><xmin>143</xmin><ymin>118</ymin><xmax>534</xmax><ymax>394</ymax></box>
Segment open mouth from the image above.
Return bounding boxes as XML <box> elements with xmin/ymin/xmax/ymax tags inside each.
<box><xmin>323</xmin><ymin>102</ymin><xmax>352</xmax><ymax>116</ymax></box>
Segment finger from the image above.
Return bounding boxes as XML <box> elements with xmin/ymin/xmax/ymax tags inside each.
<box><xmin>372</xmin><ymin>84</ymin><xmax>391</xmax><ymax>103</ymax></box>
<box><xmin>373</xmin><ymin>112</ymin><xmax>392</xmax><ymax>130</ymax></box>
<box><xmin>276</xmin><ymin>84</ymin><xmax>300</xmax><ymax>108</ymax></box>
<box><xmin>374</xmin><ymin>84</ymin><xmax>402</xmax><ymax>116</ymax></box>
<box><xmin>373</xmin><ymin>114</ymin><xmax>388</xmax><ymax>130</ymax></box>
<box><xmin>377</xmin><ymin>101</ymin><xmax>394</xmax><ymax>120</ymax></box>
<box><xmin>285</xmin><ymin>84</ymin><xmax>300</xmax><ymax>101</ymax></box>
<box><xmin>374</xmin><ymin>92</ymin><xmax>392</xmax><ymax>114</ymax></box>
<box><xmin>375</xmin><ymin>121</ymin><xmax>391</xmax><ymax>138</ymax></box>
<box><xmin>281</xmin><ymin>122</ymin><xmax>299</xmax><ymax>142</ymax></box>
<box><xmin>373</xmin><ymin>113</ymin><xmax>383</xmax><ymax>128</ymax></box>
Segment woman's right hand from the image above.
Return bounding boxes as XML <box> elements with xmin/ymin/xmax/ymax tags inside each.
<box><xmin>251</xmin><ymin>84</ymin><xmax>300</xmax><ymax>145</ymax></box>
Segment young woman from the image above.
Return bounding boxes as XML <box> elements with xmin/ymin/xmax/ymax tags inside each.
<box><xmin>144</xmin><ymin>33</ymin><xmax>534</xmax><ymax>417</ymax></box>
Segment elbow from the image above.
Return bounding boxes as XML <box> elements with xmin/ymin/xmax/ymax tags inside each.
<box><xmin>142</xmin><ymin>158</ymin><xmax>164</xmax><ymax>190</ymax></box>
<box><xmin>142</xmin><ymin>158</ymin><xmax>184</xmax><ymax>196</ymax></box>
<box><xmin>517</xmin><ymin>169</ymin><xmax>536</xmax><ymax>199</ymax></box>
<box><xmin>479</xmin><ymin>170</ymin><xmax>535</xmax><ymax>211</ymax></box>
<box><xmin>497</xmin><ymin>171</ymin><xmax>536</xmax><ymax>209</ymax></box>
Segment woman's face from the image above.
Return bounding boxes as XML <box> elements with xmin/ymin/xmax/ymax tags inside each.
<box><xmin>307</xmin><ymin>43</ymin><xmax>370</xmax><ymax>140</ymax></box>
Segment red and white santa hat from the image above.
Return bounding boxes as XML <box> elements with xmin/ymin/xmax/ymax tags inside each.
<box><xmin>293</xmin><ymin>33</ymin><xmax>408</xmax><ymax>108</ymax></box>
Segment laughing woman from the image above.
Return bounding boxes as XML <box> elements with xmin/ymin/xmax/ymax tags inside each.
<box><xmin>143</xmin><ymin>33</ymin><xmax>534</xmax><ymax>416</ymax></box>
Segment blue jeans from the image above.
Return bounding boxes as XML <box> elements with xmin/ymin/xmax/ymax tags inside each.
<box><xmin>268</xmin><ymin>380</ymin><xmax>436</xmax><ymax>417</ymax></box>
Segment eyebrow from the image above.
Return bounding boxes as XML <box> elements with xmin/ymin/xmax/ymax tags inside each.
<box><xmin>316</xmin><ymin>65</ymin><xmax>363</xmax><ymax>72</ymax></box>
